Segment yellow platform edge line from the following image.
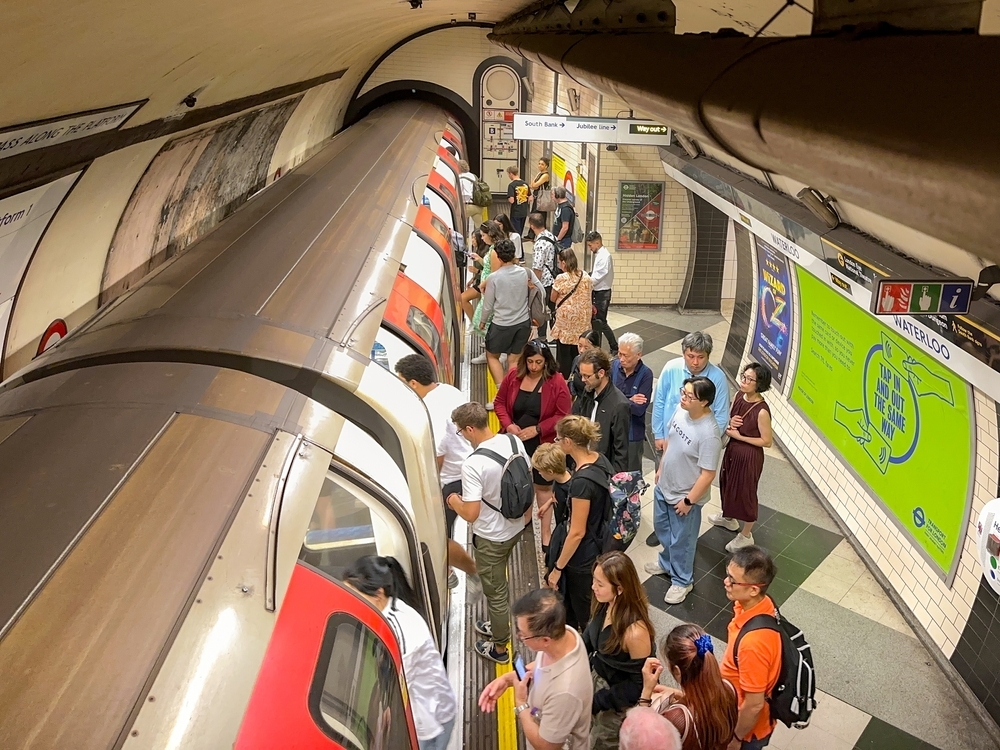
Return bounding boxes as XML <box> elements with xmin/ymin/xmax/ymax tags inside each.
<box><xmin>494</xmin><ymin>644</ymin><xmax>518</xmax><ymax>750</ymax></box>
<box><xmin>487</xmin><ymin>370</ymin><xmax>500</xmax><ymax>433</ymax></box>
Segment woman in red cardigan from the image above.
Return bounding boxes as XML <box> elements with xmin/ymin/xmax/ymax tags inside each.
<box><xmin>494</xmin><ymin>339</ymin><xmax>572</xmax><ymax>553</ymax></box>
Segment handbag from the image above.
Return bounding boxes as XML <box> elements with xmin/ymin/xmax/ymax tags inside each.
<box><xmin>550</xmin><ymin>273</ymin><xmax>583</xmax><ymax>329</ymax></box>
<box><xmin>535</xmin><ymin>187</ymin><xmax>556</xmax><ymax>213</ymax></box>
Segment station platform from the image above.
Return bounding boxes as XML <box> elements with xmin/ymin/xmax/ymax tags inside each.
<box><xmin>453</xmin><ymin>304</ymin><xmax>994</xmax><ymax>750</ymax></box>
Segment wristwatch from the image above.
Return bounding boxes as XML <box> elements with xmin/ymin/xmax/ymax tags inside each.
<box><xmin>682</xmin><ymin>497</ymin><xmax>693</xmax><ymax>506</ymax></box>
<box><xmin>515</xmin><ymin>703</ymin><xmax>531</xmax><ymax>716</ymax></box>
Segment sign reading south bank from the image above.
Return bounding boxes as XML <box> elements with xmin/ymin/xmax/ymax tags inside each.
<box><xmin>0</xmin><ymin>102</ymin><xmax>144</xmax><ymax>160</ymax></box>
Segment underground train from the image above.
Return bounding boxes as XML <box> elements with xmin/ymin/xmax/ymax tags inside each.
<box><xmin>0</xmin><ymin>102</ymin><xmax>470</xmax><ymax>749</ymax></box>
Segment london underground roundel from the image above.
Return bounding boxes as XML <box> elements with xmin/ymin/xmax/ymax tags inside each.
<box><xmin>36</xmin><ymin>318</ymin><xmax>68</xmax><ymax>356</ymax></box>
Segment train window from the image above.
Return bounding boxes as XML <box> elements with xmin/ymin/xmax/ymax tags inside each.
<box><xmin>301</xmin><ymin>473</ymin><xmax>409</xmax><ymax>583</ymax></box>
<box><xmin>310</xmin><ymin>613</ymin><xmax>412</xmax><ymax>750</ymax></box>
<box><xmin>432</xmin><ymin>157</ymin><xmax>457</xmax><ymax>188</ymax></box>
<box><xmin>424</xmin><ymin>191</ymin><xmax>455</xmax><ymax>231</ymax></box>
<box><xmin>406</xmin><ymin>306</ymin><xmax>444</xmax><ymax>369</ymax></box>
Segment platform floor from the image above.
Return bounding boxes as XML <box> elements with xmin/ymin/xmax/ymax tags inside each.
<box><xmin>610</xmin><ymin>305</ymin><xmax>996</xmax><ymax>750</ymax></box>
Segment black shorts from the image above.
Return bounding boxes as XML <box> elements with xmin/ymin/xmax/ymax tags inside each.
<box><xmin>485</xmin><ymin>320</ymin><xmax>531</xmax><ymax>355</ymax></box>
<box><xmin>442</xmin><ymin>479</ymin><xmax>462</xmax><ymax>537</ymax></box>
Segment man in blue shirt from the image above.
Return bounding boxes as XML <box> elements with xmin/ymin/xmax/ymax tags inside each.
<box><xmin>611</xmin><ymin>332</ymin><xmax>654</xmax><ymax>473</ymax></box>
<box><xmin>647</xmin><ymin>331</ymin><xmax>730</xmax><ymax>546</ymax></box>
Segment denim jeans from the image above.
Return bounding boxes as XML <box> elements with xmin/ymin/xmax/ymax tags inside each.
<box><xmin>591</xmin><ymin>289</ymin><xmax>617</xmax><ymax>353</ymax></box>
<box><xmin>652</xmin><ymin>485</ymin><xmax>702</xmax><ymax>587</ymax></box>
<box><xmin>418</xmin><ymin>718</ymin><xmax>456</xmax><ymax>750</ymax></box>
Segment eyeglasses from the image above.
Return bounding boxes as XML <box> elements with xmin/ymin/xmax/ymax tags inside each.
<box><xmin>455</xmin><ymin>426</ymin><xmax>467</xmax><ymax>436</ymax></box>
<box><xmin>724</xmin><ymin>574</ymin><xmax>758</xmax><ymax>588</ymax></box>
<box><xmin>516</xmin><ymin>630</ymin><xmax>545</xmax><ymax>642</ymax></box>
<box><xmin>679</xmin><ymin>388</ymin><xmax>695</xmax><ymax>401</ymax></box>
<box><xmin>528</xmin><ymin>339</ymin><xmax>549</xmax><ymax>353</ymax></box>
<box><xmin>740</xmin><ymin>374</ymin><xmax>757</xmax><ymax>384</ymax></box>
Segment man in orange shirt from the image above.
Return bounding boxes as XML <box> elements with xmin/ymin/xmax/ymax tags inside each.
<box><xmin>720</xmin><ymin>546</ymin><xmax>782</xmax><ymax>749</ymax></box>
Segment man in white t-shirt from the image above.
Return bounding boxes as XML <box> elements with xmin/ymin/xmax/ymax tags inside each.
<box><xmin>394</xmin><ymin>355</ymin><xmax>478</xmax><ymax>589</ymax></box>
<box><xmin>446</xmin><ymin>401</ymin><xmax>529</xmax><ymax>664</ymax></box>
<box><xmin>586</xmin><ymin>230</ymin><xmax>618</xmax><ymax>356</ymax></box>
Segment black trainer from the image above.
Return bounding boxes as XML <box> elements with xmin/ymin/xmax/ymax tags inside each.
<box><xmin>645</xmin><ymin>531</ymin><xmax>660</xmax><ymax>547</ymax></box>
<box><xmin>475</xmin><ymin>640</ymin><xmax>511</xmax><ymax>664</ymax></box>
<box><xmin>474</xmin><ymin>619</ymin><xmax>493</xmax><ymax>638</ymax></box>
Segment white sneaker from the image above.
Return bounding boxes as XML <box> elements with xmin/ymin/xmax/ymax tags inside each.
<box><xmin>709</xmin><ymin>513</ymin><xmax>741</xmax><ymax>532</ymax></box>
<box><xmin>500</xmin><ymin>353</ymin><xmax>508</xmax><ymax>368</ymax></box>
<box><xmin>725</xmin><ymin>533</ymin><xmax>755</xmax><ymax>552</ymax></box>
<box><xmin>471</xmin><ymin>352</ymin><xmax>487</xmax><ymax>365</ymax></box>
<box><xmin>644</xmin><ymin>561</ymin><xmax>668</xmax><ymax>577</ymax></box>
<box><xmin>664</xmin><ymin>584</ymin><xmax>693</xmax><ymax>605</ymax></box>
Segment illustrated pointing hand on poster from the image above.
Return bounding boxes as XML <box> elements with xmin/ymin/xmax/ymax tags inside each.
<box><xmin>880</xmin><ymin>291</ymin><xmax>896</xmax><ymax>313</ymax></box>
<box><xmin>902</xmin><ymin>357</ymin><xmax>955</xmax><ymax>404</ymax></box>
<box><xmin>918</xmin><ymin>287</ymin><xmax>933</xmax><ymax>311</ymax></box>
<box><xmin>834</xmin><ymin>403</ymin><xmax>871</xmax><ymax>444</ymax></box>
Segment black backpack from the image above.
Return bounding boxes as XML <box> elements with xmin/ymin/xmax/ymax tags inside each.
<box><xmin>473</xmin><ymin>434</ymin><xmax>534</xmax><ymax>519</ymax></box>
<box><xmin>733</xmin><ymin>609</ymin><xmax>816</xmax><ymax>729</ymax></box>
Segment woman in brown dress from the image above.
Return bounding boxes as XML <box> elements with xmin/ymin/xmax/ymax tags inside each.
<box><xmin>710</xmin><ymin>362</ymin><xmax>773</xmax><ymax>552</ymax></box>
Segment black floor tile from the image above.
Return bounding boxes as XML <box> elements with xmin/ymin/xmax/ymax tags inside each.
<box><xmin>693</xmin><ymin>574</ymin><xmax>733</xmax><ymax>608</ymax></box>
<box><xmin>754</xmin><ymin>504</ymin><xmax>777</xmax><ymax>524</ymax></box>
<box><xmin>693</xmin><ymin>544</ymin><xmax>728</xmax><ymax>574</ymax></box>
<box><xmin>782</xmin><ymin>530</ymin><xmax>840</xmax><ymax>569</ymax></box>
<box><xmin>644</xmin><ymin>572</ymin><xmax>673</xmax><ymax>604</ymax></box>
<box><xmin>766</xmin><ymin>578</ymin><xmax>798</xmax><ymax>607</ymax></box>
<box><xmin>758</xmin><ymin>510</ymin><xmax>811</xmax><ymax>538</ymax></box>
<box><xmin>853</xmin><ymin>716</ymin><xmax>941</xmax><ymax>749</ymax></box>
<box><xmin>773</xmin><ymin>555</ymin><xmax>814</xmax><ymax>587</ymax></box>
<box><xmin>704</xmin><ymin>609</ymin><xmax>733</xmax><ymax>642</ymax></box>
<box><xmin>750</xmin><ymin>525</ymin><xmax>797</xmax><ymax>558</ymax></box>
<box><xmin>662</xmin><ymin>593</ymin><xmax>727</xmax><ymax>628</ymax></box>
<box><xmin>697</xmin><ymin>526</ymin><xmax>735</xmax><ymax>555</ymax></box>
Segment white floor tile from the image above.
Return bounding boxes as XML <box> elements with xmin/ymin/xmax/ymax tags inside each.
<box><xmin>800</xmin><ymin>569</ymin><xmax>855</xmax><ymax>604</ymax></box>
<box><xmin>812</xmin><ymin>549</ymin><xmax>866</xmax><ymax>586</ymax></box>
<box><xmin>809</xmin><ymin>690</ymin><xmax>872</xmax><ymax>744</ymax></box>
<box><xmin>606</xmin><ymin>311</ymin><xmax>638</xmax><ymax>329</ymax></box>
<box><xmin>839</xmin><ymin>586</ymin><xmax>893</xmax><ymax>623</ymax></box>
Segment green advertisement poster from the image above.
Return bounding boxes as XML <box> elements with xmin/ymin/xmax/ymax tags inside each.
<box><xmin>791</xmin><ymin>267</ymin><xmax>972</xmax><ymax>576</ymax></box>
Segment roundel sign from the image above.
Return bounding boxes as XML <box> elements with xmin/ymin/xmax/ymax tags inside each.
<box><xmin>35</xmin><ymin>318</ymin><xmax>68</xmax><ymax>356</ymax></box>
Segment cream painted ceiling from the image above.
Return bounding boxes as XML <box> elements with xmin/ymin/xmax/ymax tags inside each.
<box><xmin>3</xmin><ymin>0</ymin><xmax>998</xmax><ymax>132</ymax></box>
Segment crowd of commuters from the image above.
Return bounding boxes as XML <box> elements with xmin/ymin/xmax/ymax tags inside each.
<box><xmin>378</xmin><ymin>164</ymin><xmax>786</xmax><ymax>749</ymax></box>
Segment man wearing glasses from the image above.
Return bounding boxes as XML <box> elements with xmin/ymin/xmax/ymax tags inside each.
<box><xmin>644</xmin><ymin>377</ymin><xmax>722</xmax><ymax>604</ymax></box>
<box><xmin>647</xmin><ymin>331</ymin><xmax>729</xmax><ymax>546</ymax></box>
<box><xmin>720</xmin><ymin>546</ymin><xmax>782</xmax><ymax>750</ymax></box>
<box><xmin>478</xmin><ymin>589</ymin><xmax>593</xmax><ymax>749</ymax></box>
<box><xmin>571</xmin><ymin>348</ymin><xmax>631</xmax><ymax>473</ymax></box>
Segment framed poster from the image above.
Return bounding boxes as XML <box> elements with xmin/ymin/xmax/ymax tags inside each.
<box><xmin>616</xmin><ymin>181</ymin><xmax>663</xmax><ymax>251</ymax></box>
<box><xmin>791</xmin><ymin>266</ymin><xmax>973</xmax><ymax>580</ymax></box>
<box><xmin>750</xmin><ymin>238</ymin><xmax>793</xmax><ymax>389</ymax></box>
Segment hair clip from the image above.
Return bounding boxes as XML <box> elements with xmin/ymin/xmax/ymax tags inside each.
<box><xmin>694</xmin><ymin>633</ymin><xmax>714</xmax><ymax>657</ymax></box>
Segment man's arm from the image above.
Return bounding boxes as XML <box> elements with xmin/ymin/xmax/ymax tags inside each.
<box><xmin>591</xmin><ymin>252</ymin><xmax>609</xmax><ymax>287</ymax></box>
<box><xmin>480</xmin><ymin>275</ymin><xmax>497</xmax><ymax>327</ymax></box>
<box><xmin>448</xmin><ymin>463</ymin><xmax>482</xmax><ymax>522</ymax></box>
<box><xmin>651</xmin><ymin>371</ymin><xmax>668</xmax><ymax>440</ymax></box>
<box><xmin>712</xmin><ymin>370</ymin><xmax>732</xmax><ymax>435</ymax></box>
<box><xmin>556</xmin><ymin>219</ymin><xmax>570</xmax><ymax>242</ymax></box>
<box><xmin>610</xmin><ymin>403</ymin><xmax>631</xmax><ymax>473</ymax></box>
<box><xmin>687</xmin><ymin>468</ymin><xmax>716</xmax><ymax>503</ymax></box>
<box><xmin>730</xmin><ymin>692</ymin><xmax>766</xmax><ymax>747</ymax></box>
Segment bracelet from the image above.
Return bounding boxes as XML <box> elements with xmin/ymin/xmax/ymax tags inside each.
<box><xmin>553</xmin><ymin>563</ymin><xmax>564</xmax><ymax>572</ymax></box>
<box><xmin>514</xmin><ymin>703</ymin><xmax>531</xmax><ymax>716</ymax></box>
<box><xmin>637</xmin><ymin>698</ymin><xmax>652</xmax><ymax>706</ymax></box>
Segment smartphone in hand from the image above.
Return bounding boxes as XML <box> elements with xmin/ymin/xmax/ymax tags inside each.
<box><xmin>513</xmin><ymin>653</ymin><xmax>526</xmax><ymax>681</ymax></box>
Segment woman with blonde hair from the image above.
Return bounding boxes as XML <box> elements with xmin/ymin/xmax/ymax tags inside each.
<box><xmin>544</xmin><ymin>415</ymin><xmax>613</xmax><ymax>630</ymax></box>
<box><xmin>584</xmin><ymin>551</ymin><xmax>655</xmax><ymax>749</ymax></box>
<box><xmin>550</xmin><ymin>247</ymin><xmax>593</xmax><ymax>378</ymax></box>
<box><xmin>640</xmin><ymin>624</ymin><xmax>738</xmax><ymax>750</ymax></box>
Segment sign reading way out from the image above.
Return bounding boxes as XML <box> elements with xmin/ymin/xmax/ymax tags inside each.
<box><xmin>512</xmin><ymin>114</ymin><xmax>672</xmax><ymax>146</ymax></box>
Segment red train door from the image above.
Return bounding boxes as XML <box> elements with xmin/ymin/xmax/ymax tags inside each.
<box><xmin>236</xmin><ymin>563</ymin><xmax>418</xmax><ymax>750</ymax></box>
<box><xmin>384</xmin><ymin>272</ymin><xmax>453</xmax><ymax>384</ymax></box>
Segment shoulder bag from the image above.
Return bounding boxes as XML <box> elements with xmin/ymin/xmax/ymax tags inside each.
<box><xmin>550</xmin><ymin>273</ymin><xmax>583</xmax><ymax>329</ymax></box>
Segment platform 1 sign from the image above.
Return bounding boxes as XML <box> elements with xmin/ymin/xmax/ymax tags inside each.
<box><xmin>512</xmin><ymin>114</ymin><xmax>672</xmax><ymax>146</ymax></box>
<box><xmin>872</xmin><ymin>278</ymin><xmax>974</xmax><ymax>316</ymax></box>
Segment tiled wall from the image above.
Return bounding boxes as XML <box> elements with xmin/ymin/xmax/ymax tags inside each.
<box><xmin>359</xmin><ymin>27</ymin><xmax>516</xmax><ymax>106</ymax></box>
<box><xmin>721</xmin><ymin>220</ymin><xmax>737</xmax><ymax>301</ymax></box>
<box><xmin>679</xmin><ymin>194</ymin><xmax>728</xmax><ymax>310</ymax></box>
<box><xmin>588</xmin><ymin>95</ymin><xmax>691</xmax><ymax>305</ymax></box>
<box><xmin>684</xmin><ymin>175</ymin><xmax>1000</xmax><ymax>730</ymax></box>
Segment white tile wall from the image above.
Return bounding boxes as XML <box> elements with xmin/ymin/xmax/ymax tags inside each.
<box><xmin>736</xmin><ymin>250</ymin><xmax>997</xmax><ymax>658</ymax></box>
<box><xmin>360</xmin><ymin>27</ymin><xmax>520</xmax><ymax>106</ymax></box>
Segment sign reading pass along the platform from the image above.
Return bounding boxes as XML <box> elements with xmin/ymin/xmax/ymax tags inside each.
<box><xmin>872</xmin><ymin>278</ymin><xmax>974</xmax><ymax>316</ymax></box>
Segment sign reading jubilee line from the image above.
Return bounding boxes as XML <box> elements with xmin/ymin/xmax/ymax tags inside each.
<box><xmin>512</xmin><ymin>114</ymin><xmax>672</xmax><ymax>146</ymax></box>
